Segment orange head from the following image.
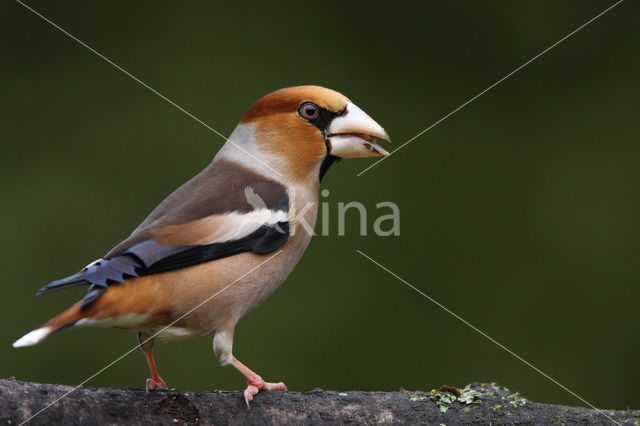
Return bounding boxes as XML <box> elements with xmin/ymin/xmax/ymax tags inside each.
<box><xmin>230</xmin><ymin>85</ymin><xmax>390</xmax><ymax>182</ymax></box>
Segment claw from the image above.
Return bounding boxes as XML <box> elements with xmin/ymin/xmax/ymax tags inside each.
<box><xmin>145</xmin><ymin>377</ymin><xmax>168</xmax><ymax>393</ymax></box>
<box><xmin>244</xmin><ymin>385</ymin><xmax>259</xmax><ymax>408</ymax></box>
<box><xmin>243</xmin><ymin>375</ymin><xmax>287</xmax><ymax>408</ymax></box>
<box><xmin>231</xmin><ymin>357</ymin><xmax>287</xmax><ymax>408</ymax></box>
<box><xmin>142</xmin><ymin>350</ymin><xmax>167</xmax><ymax>393</ymax></box>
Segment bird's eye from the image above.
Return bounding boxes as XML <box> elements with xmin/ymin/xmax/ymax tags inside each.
<box><xmin>299</xmin><ymin>102</ymin><xmax>320</xmax><ymax>120</ymax></box>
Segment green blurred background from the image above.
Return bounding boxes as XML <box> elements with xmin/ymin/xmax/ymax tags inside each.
<box><xmin>2</xmin><ymin>0</ymin><xmax>638</xmax><ymax>410</ymax></box>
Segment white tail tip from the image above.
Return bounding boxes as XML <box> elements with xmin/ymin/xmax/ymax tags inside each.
<box><xmin>13</xmin><ymin>327</ymin><xmax>52</xmax><ymax>348</ymax></box>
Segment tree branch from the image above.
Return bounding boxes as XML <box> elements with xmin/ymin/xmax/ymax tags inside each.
<box><xmin>1</xmin><ymin>379</ymin><xmax>637</xmax><ymax>425</ymax></box>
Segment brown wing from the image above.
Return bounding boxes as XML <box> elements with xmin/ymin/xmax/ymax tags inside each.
<box><xmin>38</xmin><ymin>159</ymin><xmax>290</xmax><ymax>309</ymax></box>
<box><xmin>106</xmin><ymin>159</ymin><xmax>289</xmax><ymax>257</ymax></box>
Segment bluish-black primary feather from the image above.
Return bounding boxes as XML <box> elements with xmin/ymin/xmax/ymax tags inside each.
<box><xmin>36</xmin><ymin>222</ymin><xmax>290</xmax><ymax>309</ymax></box>
<box><xmin>36</xmin><ymin>159</ymin><xmax>291</xmax><ymax>309</ymax></box>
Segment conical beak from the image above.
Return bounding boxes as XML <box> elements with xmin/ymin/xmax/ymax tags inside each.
<box><xmin>326</xmin><ymin>102</ymin><xmax>391</xmax><ymax>158</ymax></box>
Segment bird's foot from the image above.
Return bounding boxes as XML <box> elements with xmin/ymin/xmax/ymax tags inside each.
<box><xmin>243</xmin><ymin>375</ymin><xmax>287</xmax><ymax>408</ymax></box>
<box><xmin>145</xmin><ymin>377</ymin><xmax>168</xmax><ymax>392</ymax></box>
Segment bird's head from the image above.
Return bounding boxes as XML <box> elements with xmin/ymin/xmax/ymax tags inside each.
<box><xmin>222</xmin><ymin>86</ymin><xmax>390</xmax><ymax>182</ymax></box>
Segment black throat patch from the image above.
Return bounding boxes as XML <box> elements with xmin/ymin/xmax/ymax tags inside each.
<box><xmin>319</xmin><ymin>152</ymin><xmax>340</xmax><ymax>181</ymax></box>
<box><xmin>309</xmin><ymin>106</ymin><xmax>343</xmax><ymax>181</ymax></box>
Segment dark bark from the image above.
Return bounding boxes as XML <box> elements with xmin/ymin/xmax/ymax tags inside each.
<box><xmin>0</xmin><ymin>379</ymin><xmax>637</xmax><ymax>425</ymax></box>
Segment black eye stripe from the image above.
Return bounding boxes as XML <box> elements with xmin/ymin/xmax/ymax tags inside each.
<box><xmin>296</xmin><ymin>101</ymin><xmax>344</xmax><ymax>181</ymax></box>
<box><xmin>298</xmin><ymin>102</ymin><xmax>341</xmax><ymax>134</ymax></box>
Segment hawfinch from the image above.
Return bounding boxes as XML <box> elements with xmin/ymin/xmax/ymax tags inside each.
<box><xmin>13</xmin><ymin>85</ymin><xmax>390</xmax><ymax>406</ymax></box>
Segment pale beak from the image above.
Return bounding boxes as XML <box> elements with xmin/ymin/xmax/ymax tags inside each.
<box><xmin>326</xmin><ymin>102</ymin><xmax>391</xmax><ymax>158</ymax></box>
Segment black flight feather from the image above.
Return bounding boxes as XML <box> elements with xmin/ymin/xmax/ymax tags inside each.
<box><xmin>37</xmin><ymin>222</ymin><xmax>290</xmax><ymax>310</ymax></box>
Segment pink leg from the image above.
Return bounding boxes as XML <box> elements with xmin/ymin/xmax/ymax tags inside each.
<box><xmin>144</xmin><ymin>352</ymin><xmax>168</xmax><ymax>392</ymax></box>
<box><xmin>231</xmin><ymin>357</ymin><xmax>287</xmax><ymax>408</ymax></box>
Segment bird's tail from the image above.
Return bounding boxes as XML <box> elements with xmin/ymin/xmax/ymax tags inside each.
<box><xmin>12</xmin><ymin>302</ymin><xmax>85</xmax><ymax>348</ymax></box>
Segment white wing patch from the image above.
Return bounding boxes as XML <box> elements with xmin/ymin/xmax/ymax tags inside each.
<box><xmin>152</xmin><ymin>208</ymin><xmax>288</xmax><ymax>246</ymax></box>
<box><xmin>204</xmin><ymin>209</ymin><xmax>288</xmax><ymax>244</ymax></box>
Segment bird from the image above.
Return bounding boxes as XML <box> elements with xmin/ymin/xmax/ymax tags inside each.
<box><xmin>12</xmin><ymin>85</ymin><xmax>391</xmax><ymax>406</ymax></box>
